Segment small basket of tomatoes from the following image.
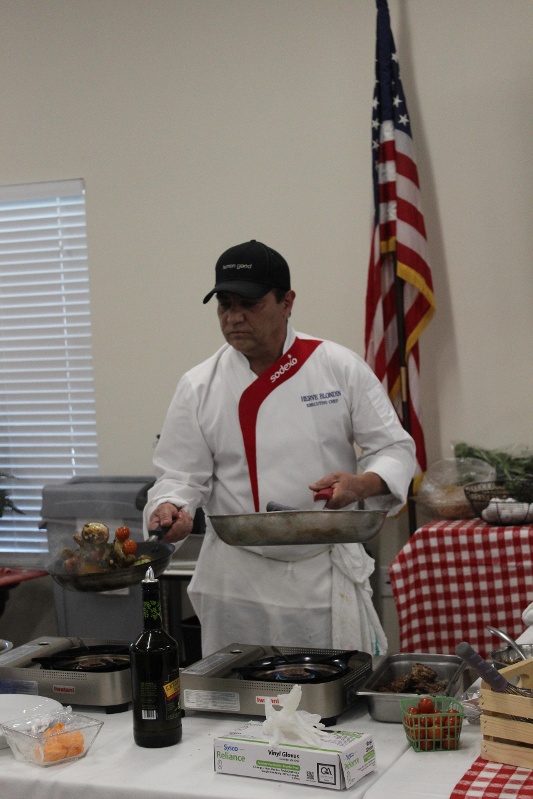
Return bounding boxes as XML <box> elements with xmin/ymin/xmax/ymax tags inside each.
<box><xmin>400</xmin><ymin>696</ymin><xmax>464</xmax><ymax>752</ymax></box>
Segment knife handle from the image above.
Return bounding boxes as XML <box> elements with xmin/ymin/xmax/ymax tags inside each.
<box><xmin>456</xmin><ymin>642</ymin><xmax>509</xmax><ymax>692</ymax></box>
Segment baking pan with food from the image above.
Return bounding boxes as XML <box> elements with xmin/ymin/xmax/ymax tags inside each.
<box><xmin>357</xmin><ymin>653</ymin><xmax>474</xmax><ymax>723</ymax></box>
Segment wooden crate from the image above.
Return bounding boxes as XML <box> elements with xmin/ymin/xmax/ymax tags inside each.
<box><xmin>480</xmin><ymin>657</ymin><xmax>533</xmax><ymax>767</ymax></box>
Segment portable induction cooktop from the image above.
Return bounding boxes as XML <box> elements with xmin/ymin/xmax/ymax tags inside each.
<box><xmin>180</xmin><ymin>643</ymin><xmax>372</xmax><ymax>725</ymax></box>
<box><xmin>0</xmin><ymin>636</ymin><xmax>132</xmax><ymax>713</ymax></box>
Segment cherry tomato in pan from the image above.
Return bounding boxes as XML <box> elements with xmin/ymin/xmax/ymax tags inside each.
<box><xmin>123</xmin><ymin>539</ymin><xmax>137</xmax><ymax>555</ymax></box>
<box><xmin>115</xmin><ymin>526</ymin><xmax>131</xmax><ymax>542</ymax></box>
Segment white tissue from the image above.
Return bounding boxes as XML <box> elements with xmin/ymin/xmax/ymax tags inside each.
<box><xmin>262</xmin><ymin>684</ymin><xmax>329</xmax><ymax>746</ymax></box>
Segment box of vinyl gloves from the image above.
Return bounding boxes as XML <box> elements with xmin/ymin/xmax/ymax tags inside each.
<box><xmin>213</xmin><ymin>686</ymin><xmax>375</xmax><ymax>790</ymax></box>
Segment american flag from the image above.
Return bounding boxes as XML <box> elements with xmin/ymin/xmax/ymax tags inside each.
<box><xmin>364</xmin><ymin>0</ymin><xmax>435</xmax><ymax>477</ymax></box>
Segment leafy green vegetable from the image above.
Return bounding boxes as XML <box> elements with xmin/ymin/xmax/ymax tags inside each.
<box><xmin>454</xmin><ymin>443</ymin><xmax>533</xmax><ymax>482</ymax></box>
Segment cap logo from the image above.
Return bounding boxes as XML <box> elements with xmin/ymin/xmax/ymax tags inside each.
<box><xmin>203</xmin><ymin>241</ymin><xmax>290</xmax><ymax>303</ymax></box>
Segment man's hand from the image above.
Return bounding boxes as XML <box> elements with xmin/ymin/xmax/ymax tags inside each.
<box><xmin>309</xmin><ymin>472</ymin><xmax>389</xmax><ymax>509</ymax></box>
<box><xmin>149</xmin><ymin>503</ymin><xmax>193</xmax><ymax>542</ymax></box>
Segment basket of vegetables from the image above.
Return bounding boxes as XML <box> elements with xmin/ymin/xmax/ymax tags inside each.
<box><xmin>400</xmin><ymin>695</ymin><xmax>464</xmax><ymax>752</ymax></box>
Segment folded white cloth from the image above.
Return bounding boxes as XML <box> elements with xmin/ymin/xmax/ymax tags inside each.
<box><xmin>330</xmin><ymin>543</ymin><xmax>388</xmax><ymax>656</ymax></box>
<box><xmin>522</xmin><ymin>602</ymin><xmax>533</xmax><ymax>626</ymax></box>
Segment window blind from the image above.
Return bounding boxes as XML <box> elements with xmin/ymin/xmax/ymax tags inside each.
<box><xmin>0</xmin><ymin>179</ymin><xmax>99</xmax><ymax>567</ymax></box>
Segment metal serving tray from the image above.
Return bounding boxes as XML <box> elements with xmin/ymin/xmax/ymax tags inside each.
<box><xmin>357</xmin><ymin>652</ymin><xmax>474</xmax><ymax>723</ymax></box>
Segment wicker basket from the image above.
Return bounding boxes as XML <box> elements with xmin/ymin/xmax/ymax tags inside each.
<box><xmin>480</xmin><ymin>657</ymin><xmax>533</xmax><ymax>767</ymax></box>
<box><xmin>464</xmin><ymin>479</ymin><xmax>533</xmax><ymax>525</ymax></box>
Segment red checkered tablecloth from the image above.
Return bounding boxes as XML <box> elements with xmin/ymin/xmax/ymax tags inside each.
<box><xmin>451</xmin><ymin>757</ymin><xmax>533</xmax><ymax>798</ymax></box>
<box><xmin>389</xmin><ymin>519</ymin><xmax>533</xmax><ymax>658</ymax></box>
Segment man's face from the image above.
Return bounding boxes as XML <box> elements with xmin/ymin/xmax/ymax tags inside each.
<box><xmin>216</xmin><ymin>289</ymin><xmax>295</xmax><ymax>365</ymax></box>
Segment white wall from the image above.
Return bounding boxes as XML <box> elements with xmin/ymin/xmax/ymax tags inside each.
<box><xmin>1</xmin><ymin>0</ymin><xmax>532</xmax><ymax>648</ymax></box>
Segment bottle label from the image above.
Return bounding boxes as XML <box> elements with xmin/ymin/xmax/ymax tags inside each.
<box><xmin>164</xmin><ymin>676</ymin><xmax>180</xmax><ymax>701</ymax></box>
<box><xmin>143</xmin><ymin>599</ymin><xmax>162</xmax><ymax>623</ymax></box>
<box><xmin>138</xmin><ymin>672</ymin><xmax>181</xmax><ymax>721</ymax></box>
<box><xmin>164</xmin><ymin>672</ymin><xmax>181</xmax><ymax>720</ymax></box>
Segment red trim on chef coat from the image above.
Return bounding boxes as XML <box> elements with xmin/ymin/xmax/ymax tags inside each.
<box><xmin>238</xmin><ymin>337</ymin><xmax>323</xmax><ymax>511</ymax></box>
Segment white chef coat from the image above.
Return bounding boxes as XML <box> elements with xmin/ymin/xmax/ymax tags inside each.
<box><xmin>144</xmin><ymin>325</ymin><xmax>415</xmax><ymax>656</ymax></box>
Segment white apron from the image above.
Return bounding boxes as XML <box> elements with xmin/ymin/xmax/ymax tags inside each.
<box><xmin>187</xmin><ymin>523</ymin><xmax>387</xmax><ymax>657</ymax></box>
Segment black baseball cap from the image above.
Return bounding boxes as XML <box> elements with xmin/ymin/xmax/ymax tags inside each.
<box><xmin>203</xmin><ymin>240</ymin><xmax>291</xmax><ymax>304</ymax></box>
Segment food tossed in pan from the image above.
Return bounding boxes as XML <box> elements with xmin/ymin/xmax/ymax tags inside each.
<box><xmin>60</xmin><ymin>523</ymin><xmax>152</xmax><ymax>575</ymax></box>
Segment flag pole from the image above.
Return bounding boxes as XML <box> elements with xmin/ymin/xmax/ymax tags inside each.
<box><xmin>392</xmin><ymin>261</ymin><xmax>418</xmax><ymax>535</ymax></box>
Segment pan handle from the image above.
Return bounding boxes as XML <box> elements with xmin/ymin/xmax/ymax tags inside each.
<box><xmin>314</xmin><ymin>487</ymin><xmax>334</xmax><ymax>502</ymax></box>
<box><xmin>266</xmin><ymin>501</ymin><xmax>298</xmax><ymax>512</ymax></box>
<box><xmin>147</xmin><ymin>524</ymin><xmax>171</xmax><ymax>541</ymax></box>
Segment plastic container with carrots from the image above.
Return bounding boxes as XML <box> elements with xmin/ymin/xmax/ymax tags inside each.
<box><xmin>0</xmin><ymin>707</ymin><xmax>103</xmax><ymax>766</ymax></box>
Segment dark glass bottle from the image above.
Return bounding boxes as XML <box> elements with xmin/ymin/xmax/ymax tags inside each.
<box><xmin>130</xmin><ymin>567</ymin><xmax>182</xmax><ymax>747</ymax></box>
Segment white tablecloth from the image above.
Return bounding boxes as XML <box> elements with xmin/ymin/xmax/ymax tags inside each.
<box><xmin>364</xmin><ymin>723</ymin><xmax>482</xmax><ymax>799</ymax></box>
<box><xmin>0</xmin><ymin>698</ymin><xmax>409</xmax><ymax>799</ymax></box>
<box><xmin>5</xmin><ymin>623</ymin><xmax>529</xmax><ymax>799</ymax></box>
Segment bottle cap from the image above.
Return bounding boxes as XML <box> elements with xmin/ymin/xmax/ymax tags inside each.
<box><xmin>142</xmin><ymin>566</ymin><xmax>157</xmax><ymax>583</ymax></box>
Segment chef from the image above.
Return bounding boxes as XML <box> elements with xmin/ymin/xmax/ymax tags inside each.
<box><xmin>144</xmin><ymin>240</ymin><xmax>416</xmax><ymax>657</ymax></box>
